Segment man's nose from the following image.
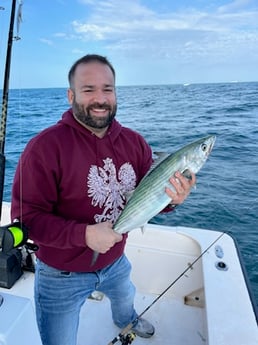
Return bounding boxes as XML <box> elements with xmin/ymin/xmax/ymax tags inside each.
<box><xmin>93</xmin><ymin>89</ymin><xmax>107</xmax><ymax>103</ymax></box>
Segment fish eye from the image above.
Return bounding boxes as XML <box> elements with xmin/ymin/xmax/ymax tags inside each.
<box><xmin>201</xmin><ymin>143</ymin><xmax>207</xmax><ymax>151</ymax></box>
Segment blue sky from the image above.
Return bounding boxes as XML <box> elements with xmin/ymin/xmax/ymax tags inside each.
<box><xmin>0</xmin><ymin>0</ymin><xmax>258</xmax><ymax>88</ymax></box>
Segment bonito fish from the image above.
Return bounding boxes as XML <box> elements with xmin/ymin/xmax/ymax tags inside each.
<box><xmin>92</xmin><ymin>135</ymin><xmax>215</xmax><ymax>264</ymax></box>
<box><xmin>113</xmin><ymin>135</ymin><xmax>216</xmax><ymax>234</ymax></box>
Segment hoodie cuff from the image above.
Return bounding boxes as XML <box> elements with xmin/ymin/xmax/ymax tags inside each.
<box><xmin>71</xmin><ymin>223</ymin><xmax>87</xmax><ymax>247</ymax></box>
<box><xmin>161</xmin><ymin>204</ymin><xmax>177</xmax><ymax>213</ymax></box>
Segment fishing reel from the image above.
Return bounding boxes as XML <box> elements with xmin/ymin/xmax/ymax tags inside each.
<box><xmin>0</xmin><ymin>221</ymin><xmax>32</xmax><ymax>288</ymax></box>
<box><xmin>108</xmin><ymin>331</ymin><xmax>136</xmax><ymax>345</ymax></box>
<box><xmin>120</xmin><ymin>332</ymin><xmax>136</xmax><ymax>345</ymax></box>
<box><xmin>0</xmin><ymin>221</ymin><xmax>28</xmax><ymax>253</ymax></box>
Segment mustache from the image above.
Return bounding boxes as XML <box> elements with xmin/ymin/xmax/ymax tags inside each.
<box><xmin>88</xmin><ymin>102</ymin><xmax>112</xmax><ymax>111</ymax></box>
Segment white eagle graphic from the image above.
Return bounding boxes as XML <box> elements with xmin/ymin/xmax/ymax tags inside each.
<box><xmin>87</xmin><ymin>158</ymin><xmax>136</xmax><ymax>223</ymax></box>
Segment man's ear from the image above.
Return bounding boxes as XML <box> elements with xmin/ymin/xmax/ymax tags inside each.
<box><xmin>67</xmin><ymin>88</ymin><xmax>74</xmax><ymax>105</ymax></box>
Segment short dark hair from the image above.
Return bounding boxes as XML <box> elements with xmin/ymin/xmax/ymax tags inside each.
<box><xmin>68</xmin><ymin>54</ymin><xmax>116</xmax><ymax>88</ymax></box>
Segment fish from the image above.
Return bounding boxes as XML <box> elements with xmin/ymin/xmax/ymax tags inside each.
<box><xmin>92</xmin><ymin>134</ymin><xmax>216</xmax><ymax>263</ymax></box>
<box><xmin>113</xmin><ymin>134</ymin><xmax>216</xmax><ymax>233</ymax></box>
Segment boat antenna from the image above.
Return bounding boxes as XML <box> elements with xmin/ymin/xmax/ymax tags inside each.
<box><xmin>0</xmin><ymin>0</ymin><xmax>21</xmax><ymax>220</ymax></box>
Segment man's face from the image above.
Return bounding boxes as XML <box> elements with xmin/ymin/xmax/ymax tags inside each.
<box><xmin>68</xmin><ymin>61</ymin><xmax>117</xmax><ymax>134</ymax></box>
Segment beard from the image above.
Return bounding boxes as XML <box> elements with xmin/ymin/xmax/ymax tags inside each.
<box><xmin>72</xmin><ymin>99</ymin><xmax>117</xmax><ymax>130</ymax></box>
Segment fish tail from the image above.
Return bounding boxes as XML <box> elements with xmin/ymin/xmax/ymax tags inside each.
<box><xmin>91</xmin><ymin>251</ymin><xmax>99</xmax><ymax>266</ymax></box>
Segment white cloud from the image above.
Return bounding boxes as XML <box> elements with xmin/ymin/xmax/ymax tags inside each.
<box><xmin>72</xmin><ymin>21</ymin><xmax>115</xmax><ymax>40</ymax></box>
<box><xmin>39</xmin><ymin>38</ymin><xmax>54</xmax><ymax>46</ymax></box>
<box><xmin>70</xmin><ymin>1</ymin><xmax>258</xmax><ymax>44</ymax></box>
<box><xmin>67</xmin><ymin>0</ymin><xmax>258</xmax><ymax>81</ymax></box>
<box><xmin>218</xmin><ymin>0</ymin><xmax>254</xmax><ymax>13</ymax></box>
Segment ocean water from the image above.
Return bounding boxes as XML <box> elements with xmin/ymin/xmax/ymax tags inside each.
<box><xmin>2</xmin><ymin>82</ymin><xmax>258</xmax><ymax>305</ymax></box>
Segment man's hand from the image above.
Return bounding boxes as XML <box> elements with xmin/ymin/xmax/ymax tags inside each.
<box><xmin>166</xmin><ymin>171</ymin><xmax>196</xmax><ymax>205</ymax></box>
<box><xmin>85</xmin><ymin>222</ymin><xmax>122</xmax><ymax>253</ymax></box>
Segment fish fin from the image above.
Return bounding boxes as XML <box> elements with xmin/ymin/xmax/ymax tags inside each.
<box><xmin>91</xmin><ymin>251</ymin><xmax>99</xmax><ymax>266</ymax></box>
<box><xmin>124</xmin><ymin>190</ymin><xmax>135</xmax><ymax>202</ymax></box>
<box><xmin>152</xmin><ymin>152</ymin><xmax>170</xmax><ymax>169</ymax></box>
<box><xmin>89</xmin><ymin>291</ymin><xmax>105</xmax><ymax>301</ymax></box>
<box><xmin>181</xmin><ymin>168</ymin><xmax>196</xmax><ymax>189</ymax></box>
<box><xmin>142</xmin><ymin>152</ymin><xmax>170</xmax><ymax>180</ymax></box>
<box><xmin>140</xmin><ymin>224</ymin><xmax>147</xmax><ymax>234</ymax></box>
<box><xmin>153</xmin><ymin>151</ymin><xmax>170</xmax><ymax>161</ymax></box>
<box><xmin>182</xmin><ymin>168</ymin><xmax>192</xmax><ymax>180</ymax></box>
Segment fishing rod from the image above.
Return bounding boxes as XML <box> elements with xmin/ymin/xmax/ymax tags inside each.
<box><xmin>107</xmin><ymin>231</ymin><xmax>225</xmax><ymax>345</ymax></box>
<box><xmin>0</xmin><ymin>0</ymin><xmax>21</xmax><ymax>220</ymax></box>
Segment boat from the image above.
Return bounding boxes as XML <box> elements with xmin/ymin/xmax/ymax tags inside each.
<box><xmin>0</xmin><ymin>202</ymin><xmax>258</xmax><ymax>345</ymax></box>
<box><xmin>0</xmin><ymin>2</ymin><xmax>257</xmax><ymax>345</ymax></box>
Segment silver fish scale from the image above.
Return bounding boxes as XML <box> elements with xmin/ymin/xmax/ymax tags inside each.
<box><xmin>113</xmin><ymin>135</ymin><xmax>216</xmax><ymax>234</ymax></box>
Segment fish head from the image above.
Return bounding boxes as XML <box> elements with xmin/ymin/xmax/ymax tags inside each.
<box><xmin>199</xmin><ymin>135</ymin><xmax>216</xmax><ymax>156</ymax></box>
<box><xmin>184</xmin><ymin>135</ymin><xmax>216</xmax><ymax>174</ymax></box>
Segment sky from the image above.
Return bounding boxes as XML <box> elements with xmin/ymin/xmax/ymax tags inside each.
<box><xmin>0</xmin><ymin>0</ymin><xmax>258</xmax><ymax>88</ymax></box>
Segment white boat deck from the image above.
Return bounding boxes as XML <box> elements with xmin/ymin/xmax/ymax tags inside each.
<box><xmin>1</xmin><ymin>270</ymin><xmax>206</xmax><ymax>345</ymax></box>
<box><xmin>78</xmin><ymin>291</ymin><xmax>206</xmax><ymax>345</ymax></box>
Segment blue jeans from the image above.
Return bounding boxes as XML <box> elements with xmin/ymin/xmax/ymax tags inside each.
<box><xmin>35</xmin><ymin>255</ymin><xmax>138</xmax><ymax>345</ymax></box>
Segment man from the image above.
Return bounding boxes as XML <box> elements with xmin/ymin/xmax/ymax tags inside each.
<box><xmin>11</xmin><ymin>54</ymin><xmax>196</xmax><ymax>345</ymax></box>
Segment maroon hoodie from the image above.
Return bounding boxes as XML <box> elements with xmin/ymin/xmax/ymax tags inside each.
<box><xmin>11</xmin><ymin>109</ymin><xmax>152</xmax><ymax>272</ymax></box>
